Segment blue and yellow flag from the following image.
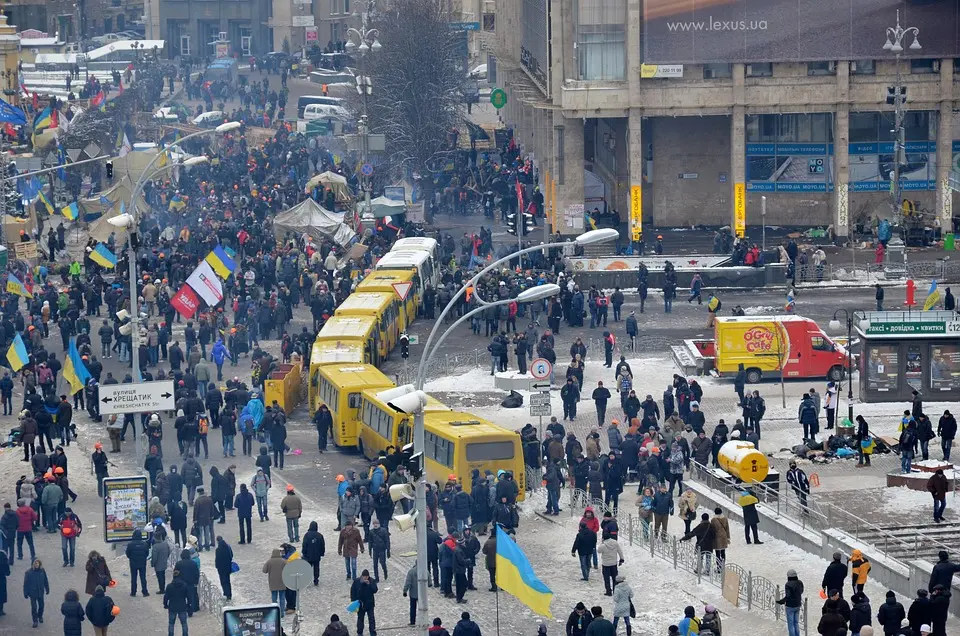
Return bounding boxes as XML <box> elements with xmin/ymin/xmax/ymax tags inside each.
<box><xmin>61</xmin><ymin>201</ymin><xmax>78</xmax><ymax>220</ymax></box>
<box><xmin>33</xmin><ymin>106</ymin><xmax>52</xmax><ymax>132</ymax></box>
<box><xmin>924</xmin><ymin>280</ymin><xmax>941</xmax><ymax>311</ymax></box>
<box><xmin>205</xmin><ymin>245</ymin><xmax>237</xmax><ymax>279</ymax></box>
<box><xmin>584</xmin><ymin>211</ymin><xmax>598</xmax><ymax>231</ymax></box>
<box><xmin>90</xmin><ymin>243</ymin><xmax>117</xmax><ymax>268</ymax></box>
<box><xmin>36</xmin><ymin>189</ymin><xmax>54</xmax><ymax>214</ymax></box>
<box><xmin>6</xmin><ymin>273</ymin><xmax>33</xmax><ymax>298</ymax></box>
<box><xmin>5</xmin><ymin>333</ymin><xmax>28</xmax><ymax>371</ymax></box>
<box><xmin>63</xmin><ymin>338</ymin><xmax>92</xmax><ymax>395</ymax></box>
<box><xmin>495</xmin><ymin>524</ymin><xmax>553</xmax><ymax>617</ymax></box>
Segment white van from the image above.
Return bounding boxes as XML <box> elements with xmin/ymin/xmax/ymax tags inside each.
<box><xmin>374</xmin><ymin>250</ymin><xmax>438</xmax><ymax>302</ymax></box>
<box><xmin>390</xmin><ymin>237</ymin><xmax>439</xmax><ymax>267</ymax></box>
<box><xmin>302</xmin><ymin>103</ymin><xmax>351</xmax><ymax>122</ymax></box>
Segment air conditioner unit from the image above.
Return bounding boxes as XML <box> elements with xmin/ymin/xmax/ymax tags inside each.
<box><xmin>932</xmin><ymin>60</ymin><xmax>941</xmax><ymax>72</ymax></box>
<box><xmin>704</xmin><ymin>68</ymin><xmax>716</xmax><ymax>79</ymax></box>
<box><xmin>746</xmin><ymin>64</ymin><xmax>753</xmax><ymax>76</ymax></box>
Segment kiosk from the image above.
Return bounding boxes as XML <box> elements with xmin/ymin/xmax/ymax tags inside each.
<box><xmin>857</xmin><ymin>310</ymin><xmax>960</xmax><ymax>402</ymax></box>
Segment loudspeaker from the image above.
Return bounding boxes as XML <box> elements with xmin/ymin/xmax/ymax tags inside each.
<box><xmin>393</xmin><ymin>510</ymin><xmax>419</xmax><ymax>532</ymax></box>
<box><xmin>119</xmin><ymin>322</ymin><xmax>133</xmax><ymax>335</ymax></box>
<box><xmin>389</xmin><ymin>483</ymin><xmax>414</xmax><ymax>503</ymax></box>
<box><xmin>116</xmin><ymin>309</ymin><xmax>129</xmax><ymax>321</ymax></box>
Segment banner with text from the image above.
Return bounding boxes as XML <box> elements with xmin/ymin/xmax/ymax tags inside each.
<box><xmin>103</xmin><ymin>476</ymin><xmax>148</xmax><ymax>542</ymax></box>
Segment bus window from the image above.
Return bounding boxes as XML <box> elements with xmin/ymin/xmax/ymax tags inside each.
<box><xmin>466</xmin><ymin>441</ymin><xmax>516</xmax><ymax>462</ymax></box>
<box><xmin>426</xmin><ymin>432</ymin><xmax>453</xmax><ymax>467</ymax></box>
<box><xmin>348</xmin><ymin>392</ymin><xmax>362</xmax><ymax>408</ymax></box>
<box><xmin>398</xmin><ymin>420</ymin><xmax>411</xmax><ymax>445</ymax></box>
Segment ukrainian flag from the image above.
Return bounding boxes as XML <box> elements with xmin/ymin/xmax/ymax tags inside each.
<box><xmin>6</xmin><ymin>273</ymin><xmax>33</xmax><ymax>298</ymax></box>
<box><xmin>495</xmin><ymin>524</ymin><xmax>553</xmax><ymax>617</ymax></box>
<box><xmin>6</xmin><ymin>333</ymin><xmax>28</xmax><ymax>371</ymax></box>
<box><xmin>61</xmin><ymin>201</ymin><xmax>79</xmax><ymax>220</ymax></box>
<box><xmin>205</xmin><ymin>245</ymin><xmax>237</xmax><ymax>279</ymax></box>
<box><xmin>584</xmin><ymin>211</ymin><xmax>598</xmax><ymax>230</ymax></box>
<box><xmin>90</xmin><ymin>243</ymin><xmax>117</xmax><ymax>268</ymax></box>
<box><xmin>923</xmin><ymin>280</ymin><xmax>941</xmax><ymax>311</ymax></box>
<box><xmin>36</xmin><ymin>189</ymin><xmax>54</xmax><ymax>214</ymax></box>
<box><xmin>63</xmin><ymin>338</ymin><xmax>92</xmax><ymax>395</ymax></box>
<box><xmin>33</xmin><ymin>106</ymin><xmax>52</xmax><ymax>132</ymax></box>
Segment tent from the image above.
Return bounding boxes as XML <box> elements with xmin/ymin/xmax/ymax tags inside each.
<box><xmin>80</xmin><ymin>177</ymin><xmax>147</xmax><ymax>242</ymax></box>
<box><xmin>273</xmin><ymin>198</ymin><xmax>355</xmax><ymax>247</ymax></box>
<box><xmin>364</xmin><ymin>195</ymin><xmax>406</xmax><ymax>219</ymax></box>
<box><xmin>304</xmin><ymin>171</ymin><xmax>352</xmax><ymax>201</ymax></box>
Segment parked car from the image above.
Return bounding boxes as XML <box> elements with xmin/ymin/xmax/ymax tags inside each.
<box><xmin>469</xmin><ymin>63</ymin><xmax>487</xmax><ymax>80</ymax></box>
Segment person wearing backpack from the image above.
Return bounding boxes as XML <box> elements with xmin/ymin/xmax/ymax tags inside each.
<box><xmin>700</xmin><ymin>604</ymin><xmax>721</xmax><ymax>635</ymax></box>
<box><xmin>58</xmin><ymin>507</ymin><xmax>82</xmax><ymax>567</ymax></box>
<box><xmin>195</xmin><ymin>415</ymin><xmax>210</xmax><ymax>460</ymax></box>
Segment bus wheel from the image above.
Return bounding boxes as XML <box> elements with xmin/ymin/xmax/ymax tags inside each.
<box><xmin>745</xmin><ymin>368</ymin><xmax>762</xmax><ymax>384</ymax></box>
<box><xmin>827</xmin><ymin>365</ymin><xmax>846</xmax><ymax>382</ymax></box>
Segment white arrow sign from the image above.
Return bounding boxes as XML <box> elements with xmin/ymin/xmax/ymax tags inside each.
<box><xmin>99</xmin><ymin>381</ymin><xmax>176</xmax><ymax>414</ymax></box>
<box><xmin>529</xmin><ymin>381</ymin><xmax>552</xmax><ymax>391</ymax></box>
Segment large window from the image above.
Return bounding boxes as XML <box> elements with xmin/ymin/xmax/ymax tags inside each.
<box><xmin>865</xmin><ymin>345</ymin><xmax>899</xmax><ymax>392</ymax></box>
<box><xmin>425</xmin><ymin>432</ymin><xmax>454</xmax><ymax>468</ymax></box>
<box><xmin>575</xmin><ymin>0</ymin><xmax>624</xmax><ymax>81</ymax></box>
<box><xmin>745</xmin><ymin>113</ymin><xmax>833</xmax><ymax>192</ymax></box>
<box><xmin>848</xmin><ymin>111</ymin><xmax>936</xmax><ymax>191</ymax></box>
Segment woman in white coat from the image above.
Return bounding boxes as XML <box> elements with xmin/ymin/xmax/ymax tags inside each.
<box><xmin>611</xmin><ymin>573</ymin><xmax>634</xmax><ymax>635</ymax></box>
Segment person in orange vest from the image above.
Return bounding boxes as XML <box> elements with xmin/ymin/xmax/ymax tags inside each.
<box><xmin>322</xmin><ymin>84</ymin><xmax>328</xmax><ymax>96</ymax></box>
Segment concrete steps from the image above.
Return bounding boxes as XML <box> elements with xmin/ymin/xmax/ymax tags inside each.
<box><xmin>855</xmin><ymin>522</ymin><xmax>960</xmax><ymax>561</ymax></box>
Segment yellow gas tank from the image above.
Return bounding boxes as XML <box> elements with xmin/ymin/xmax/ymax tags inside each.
<box><xmin>718</xmin><ymin>441</ymin><xmax>769</xmax><ymax>483</ymax></box>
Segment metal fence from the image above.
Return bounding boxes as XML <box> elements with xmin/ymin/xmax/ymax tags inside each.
<box><xmin>565</xmin><ymin>487</ymin><xmax>809</xmax><ymax>634</ymax></box>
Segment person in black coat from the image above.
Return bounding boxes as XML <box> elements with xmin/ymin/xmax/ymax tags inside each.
<box><xmin>302</xmin><ymin>521</ymin><xmax>326</xmax><ymax>585</ymax></box>
<box><xmin>350</xmin><ymin>569</ymin><xmax>379</xmax><ymax>636</ymax></box>
<box><xmin>908</xmin><ymin>589</ymin><xmax>932</xmax><ymax>635</ymax></box>
<box><xmin>567</xmin><ymin>602</ymin><xmax>593</xmax><ymax>636</ymax></box>
<box><xmin>313</xmin><ymin>405</ymin><xmax>333</xmax><ymax>453</ymax></box>
<box><xmin>174</xmin><ymin>550</ymin><xmax>200</xmax><ymax>617</ymax></box>
<box><xmin>214</xmin><ymin>536</ymin><xmax>234</xmax><ymax>600</ymax></box>
<box><xmin>125</xmin><ymin>529</ymin><xmax>150</xmax><ymax>596</ymax></box>
<box><xmin>0</xmin><ymin>551</ymin><xmax>7</xmax><ymax>615</ymax></box>
<box><xmin>23</xmin><ymin>559</ymin><xmax>49</xmax><ymax>628</ymax></box>
<box><xmin>84</xmin><ymin>586</ymin><xmax>115</xmax><ymax>632</ymax></box>
<box><xmin>928</xmin><ymin>551</ymin><xmax>960</xmax><ymax>593</ymax></box>
<box><xmin>453</xmin><ymin>612</ymin><xmax>482</xmax><ymax>636</ymax></box>
<box><xmin>234</xmin><ymin>483</ymin><xmax>255</xmax><ymax>544</ymax></box>
<box><xmin>163</xmin><ymin>571</ymin><xmax>192</xmax><ymax>635</ymax></box>
<box><xmin>929</xmin><ymin>585</ymin><xmax>951</xmax><ymax>636</ymax></box>
<box><xmin>60</xmin><ymin>589</ymin><xmax>85</xmax><ymax>636</ymax></box>
<box><xmin>822</xmin><ymin>551</ymin><xmax>849</xmax><ymax>598</ymax></box>
<box><xmin>877</xmin><ymin>590</ymin><xmax>906</xmax><ymax>635</ymax></box>
<box><xmin>849</xmin><ymin>592</ymin><xmax>873</xmax><ymax>635</ymax></box>
<box><xmin>209</xmin><ymin>466</ymin><xmax>228</xmax><ymax>523</ymax></box>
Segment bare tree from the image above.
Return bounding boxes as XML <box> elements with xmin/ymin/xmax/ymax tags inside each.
<box><xmin>363</xmin><ymin>0</ymin><xmax>464</xmax><ymax>182</ymax></box>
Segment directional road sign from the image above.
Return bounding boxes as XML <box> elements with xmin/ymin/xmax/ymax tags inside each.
<box><xmin>99</xmin><ymin>380</ymin><xmax>176</xmax><ymax>414</ymax></box>
<box><xmin>529</xmin><ymin>381</ymin><xmax>552</xmax><ymax>391</ymax></box>
<box><xmin>529</xmin><ymin>393</ymin><xmax>551</xmax><ymax>407</ymax></box>
<box><xmin>530</xmin><ymin>358</ymin><xmax>552</xmax><ymax>380</ymax></box>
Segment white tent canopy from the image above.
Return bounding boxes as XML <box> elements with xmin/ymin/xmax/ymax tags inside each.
<box><xmin>273</xmin><ymin>198</ymin><xmax>355</xmax><ymax>247</ymax></box>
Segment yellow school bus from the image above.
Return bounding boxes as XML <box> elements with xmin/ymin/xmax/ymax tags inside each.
<box><xmin>359</xmin><ymin>400</ymin><xmax>525</xmax><ymax>499</ymax></box>
<box><xmin>355</xmin><ymin>270</ymin><xmax>420</xmax><ymax>328</ymax></box>
<box><xmin>358</xmin><ymin>386</ymin><xmax>449</xmax><ymax>460</ymax></box>
<box><xmin>316</xmin><ymin>364</ymin><xmax>395</xmax><ymax>447</ymax></box>
<box><xmin>334</xmin><ymin>291</ymin><xmax>401</xmax><ymax>354</ymax></box>
<box><xmin>315</xmin><ymin>315</ymin><xmax>384</xmax><ymax>367</ymax></box>
<box><xmin>308</xmin><ymin>340</ymin><xmax>366</xmax><ymax>411</ymax></box>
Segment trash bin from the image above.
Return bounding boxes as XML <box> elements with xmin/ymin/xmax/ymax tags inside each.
<box><xmin>946</xmin><ymin>233</ymin><xmax>955</xmax><ymax>251</ymax></box>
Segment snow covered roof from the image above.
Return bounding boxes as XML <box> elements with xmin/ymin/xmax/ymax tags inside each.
<box><xmin>85</xmin><ymin>39</ymin><xmax>165</xmax><ymax>61</ymax></box>
<box><xmin>21</xmin><ymin>37</ymin><xmax>62</xmax><ymax>47</ymax></box>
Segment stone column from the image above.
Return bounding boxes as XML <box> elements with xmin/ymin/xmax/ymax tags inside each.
<box><xmin>832</xmin><ymin>62</ymin><xmax>851</xmax><ymax>238</ymax></box>
<box><xmin>936</xmin><ymin>59</ymin><xmax>955</xmax><ymax>230</ymax></box>
<box><xmin>554</xmin><ymin>111</ymin><xmax>585</xmax><ymax>236</ymax></box>
<box><xmin>731</xmin><ymin>64</ymin><xmax>746</xmax><ymax>236</ymax></box>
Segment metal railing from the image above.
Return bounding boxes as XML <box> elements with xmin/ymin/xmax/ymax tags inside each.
<box><xmin>824</xmin><ymin>259</ymin><xmax>960</xmax><ymax>284</ymax></box>
<box><xmin>565</xmin><ymin>487</ymin><xmax>809</xmax><ymax>635</ymax></box>
<box><xmin>198</xmin><ymin>571</ymin><xmax>225</xmax><ymax>615</ymax></box>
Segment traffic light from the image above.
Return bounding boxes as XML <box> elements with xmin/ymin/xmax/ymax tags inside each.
<box><xmin>399</xmin><ymin>333</ymin><xmax>409</xmax><ymax>359</ymax></box>
<box><xmin>521</xmin><ymin>211</ymin><xmax>536</xmax><ymax>236</ymax></box>
<box><xmin>105</xmin><ymin>160</ymin><xmax>114</xmax><ymax>179</ymax></box>
<box><xmin>506</xmin><ymin>212</ymin><xmax>518</xmax><ymax>236</ymax></box>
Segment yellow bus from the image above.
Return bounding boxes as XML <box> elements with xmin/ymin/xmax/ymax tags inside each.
<box><xmin>308</xmin><ymin>340</ymin><xmax>365</xmax><ymax>410</ymax></box>
<box><xmin>314</xmin><ymin>315</ymin><xmax>384</xmax><ymax>367</ymax></box>
<box><xmin>334</xmin><ymin>291</ymin><xmax>401</xmax><ymax>354</ymax></box>
<box><xmin>358</xmin><ymin>385</ymin><xmax>449</xmax><ymax>460</ymax></box>
<box><xmin>315</xmin><ymin>364</ymin><xmax>395</xmax><ymax>447</ymax></box>
<box><xmin>359</xmin><ymin>398</ymin><xmax>525</xmax><ymax>499</ymax></box>
<box><xmin>356</xmin><ymin>270</ymin><xmax>420</xmax><ymax>327</ymax></box>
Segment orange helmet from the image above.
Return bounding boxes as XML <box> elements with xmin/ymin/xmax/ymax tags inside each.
<box><xmin>335</xmin><ymin>474</ymin><xmax>345</xmax><ymax>482</ymax></box>
<box><xmin>54</xmin><ymin>467</ymin><xmax>64</xmax><ymax>474</ymax></box>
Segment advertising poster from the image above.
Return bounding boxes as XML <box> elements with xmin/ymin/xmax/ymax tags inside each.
<box><xmin>930</xmin><ymin>345</ymin><xmax>960</xmax><ymax>391</ymax></box>
<box><xmin>223</xmin><ymin>604</ymin><xmax>281</xmax><ymax>636</ymax></box>
<box><xmin>643</xmin><ymin>0</ymin><xmax>959</xmax><ymax>64</ymax></box>
<box><xmin>103</xmin><ymin>476</ymin><xmax>148</xmax><ymax>543</ymax></box>
<box><xmin>865</xmin><ymin>345</ymin><xmax>899</xmax><ymax>392</ymax></box>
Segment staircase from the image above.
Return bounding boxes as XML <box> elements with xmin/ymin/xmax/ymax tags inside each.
<box><xmin>855</xmin><ymin>522</ymin><xmax>960</xmax><ymax>561</ymax></box>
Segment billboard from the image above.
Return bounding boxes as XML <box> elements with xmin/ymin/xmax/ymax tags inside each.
<box><xmin>642</xmin><ymin>0</ymin><xmax>960</xmax><ymax>64</ymax></box>
<box><xmin>223</xmin><ymin>604</ymin><xmax>281</xmax><ymax>636</ymax></box>
<box><xmin>103</xmin><ymin>476</ymin><xmax>148</xmax><ymax>543</ymax></box>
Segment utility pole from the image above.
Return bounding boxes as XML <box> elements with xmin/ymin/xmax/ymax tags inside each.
<box><xmin>883</xmin><ymin>10</ymin><xmax>921</xmax><ymax>231</ymax></box>
<box><xmin>346</xmin><ymin>1</ymin><xmax>381</xmax><ymax>219</ymax></box>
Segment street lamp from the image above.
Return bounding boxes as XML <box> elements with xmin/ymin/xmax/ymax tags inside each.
<box><xmin>406</xmin><ymin>228</ymin><xmax>615</xmax><ymax>634</ymax></box>
<box><xmin>829</xmin><ymin>309</ymin><xmax>871</xmax><ymax>426</ymax></box>
<box><xmin>111</xmin><ymin>123</ymin><xmax>238</xmax><ymax>472</ymax></box>
<box><xmin>883</xmin><ymin>10</ymin><xmax>920</xmax><ymax>232</ymax></box>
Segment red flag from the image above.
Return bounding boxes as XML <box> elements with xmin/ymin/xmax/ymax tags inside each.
<box><xmin>51</xmin><ymin>109</ymin><xmax>58</xmax><ymax>128</ymax></box>
<box><xmin>515</xmin><ymin>179</ymin><xmax>525</xmax><ymax>213</ymax></box>
<box><xmin>170</xmin><ymin>285</ymin><xmax>200</xmax><ymax>319</ymax></box>
<box><xmin>90</xmin><ymin>91</ymin><xmax>105</xmax><ymax>107</ymax></box>
<box><xmin>118</xmin><ymin>80</ymin><xmax>124</xmax><ymax>95</ymax></box>
<box><xmin>32</xmin><ymin>92</ymin><xmax>38</xmax><ymax>110</ymax></box>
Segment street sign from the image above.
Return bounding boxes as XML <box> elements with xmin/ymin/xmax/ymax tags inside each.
<box><xmin>530</xmin><ymin>400</ymin><xmax>551</xmax><ymax>416</ymax></box>
<box><xmin>282</xmin><ymin>559</ymin><xmax>313</xmax><ymax>591</ymax></box>
<box><xmin>360</xmin><ymin>163</ymin><xmax>374</xmax><ymax>177</ymax></box>
<box><xmin>305</xmin><ymin>26</ymin><xmax>318</xmax><ymax>42</ymax></box>
<box><xmin>529</xmin><ymin>381</ymin><xmax>551</xmax><ymax>391</ymax></box>
<box><xmin>392</xmin><ymin>281</ymin><xmax>413</xmax><ymax>301</ymax></box>
<box><xmin>490</xmin><ymin>88</ymin><xmax>507</xmax><ymax>109</ymax></box>
<box><xmin>407</xmin><ymin>334</ymin><xmax>419</xmax><ymax>345</ymax></box>
<box><xmin>449</xmin><ymin>21</ymin><xmax>480</xmax><ymax>31</ymax></box>
<box><xmin>530</xmin><ymin>358</ymin><xmax>552</xmax><ymax>380</ymax></box>
<box><xmin>529</xmin><ymin>393</ymin><xmax>550</xmax><ymax>406</ymax></box>
<box><xmin>99</xmin><ymin>380</ymin><xmax>175</xmax><ymax>414</ymax></box>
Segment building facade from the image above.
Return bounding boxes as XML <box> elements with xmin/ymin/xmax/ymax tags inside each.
<box><xmin>491</xmin><ymin>0</ymin><xmax>960</xmax><ymax>237</ymax></box>
<box><xmin>159</xmin><ymin>0</ymin><xmax>271</xmax><ymax>59</ymax></box>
